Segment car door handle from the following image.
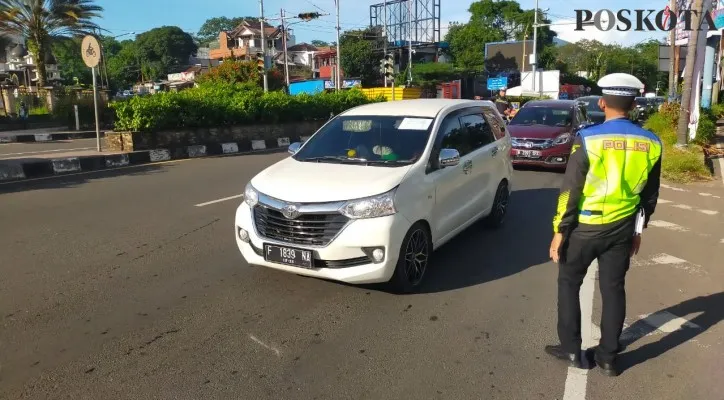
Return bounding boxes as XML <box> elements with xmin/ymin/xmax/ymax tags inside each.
<box><xmin>491</xmin><ymin>147</ymin><xmax>499</xmax><ymax>157</ymax></box>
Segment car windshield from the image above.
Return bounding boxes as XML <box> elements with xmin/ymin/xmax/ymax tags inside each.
<box><xmin>292</xmin><ymin>115</ymin><xmax>433</xmax><ymax>167</ymax></box>
<box><xmin>579</xmin><ymin>98</ymin><xmax>602</xmax><ymax>112</ymax></box>
<box><xmin>509</xmin><ymin>106</ymin><xmax>572</xmax><ymax>127</ymax></box>
<box><xmin>635</xmin><ymin>98</ymin><xmax>648</xmax><ymax>106</ymax></box>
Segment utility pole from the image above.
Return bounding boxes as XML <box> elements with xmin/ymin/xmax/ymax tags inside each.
<box><xmin>383</xmin><ymin>0</ymin><xmax>388</xmax><ymax>87</ymax></box>
<box><xmin>407</xmin><ymin>0</ymin><xmax>413</xmax><ymax>85</ymax></box>
<box><xmin>281</xmin><ymin>8</ymin><xmax>290</xmax><ymax>87</ymax></box>
<box><xmin>676</xmin><ymin>0</ymin><xmax>705</xmax><ymax>147</ymax></box>
<box><xmin>532</xmin><ymin>0</ymin><xmax>538</xmax><ymax>96</ymax></box>
<box><xmin>335</xmin><ymin>0</ymin><xmax>341</xmax><ymax>91</ymax></box>
<box><xmin>668</xmin><ymin>0</ymin><xmax>676</xmax><ymax>99</ymax></box>
<box><xmin>259</xmin><ymin>0</ymin><xmax>268</xmax><ymax>92</ymax></box>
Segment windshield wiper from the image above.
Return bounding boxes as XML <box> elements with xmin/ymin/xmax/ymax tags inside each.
<box><xmin>365</xmin><ymin>159</ymin><xmax>413</xmax><ymax>166</ymax></box>
<box><xmin>300</xmin><ymin>156</ymin><xmax>368</xmax><ymax>164</ymax></box>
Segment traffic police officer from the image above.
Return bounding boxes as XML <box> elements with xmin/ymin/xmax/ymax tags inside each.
<box><xmin>544</xmin><ymin>73</ymin><xmax>663</xmax><ymax>377</ymax></box>
<box><xmin>494</xmin><ymin>87</ymin><xmax>512</xmax><ymax>119</ymax></box>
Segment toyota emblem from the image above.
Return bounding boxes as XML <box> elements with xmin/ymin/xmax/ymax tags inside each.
<box><xmin>524</xmin><ymin>142</ymin><xmax>533</xmax><ymax>148</ymax></box>
<box><xmin>281</xmin><ymin>203</ymin><xmax>300</xmax><ymax>219</ymax></box>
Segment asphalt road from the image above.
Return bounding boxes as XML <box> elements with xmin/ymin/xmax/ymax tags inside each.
<box><xmin>0</xmin><ymin>138</ymin><xmax>101</xmax><ymax>160</ymax></box>
<box><xmin>1</xmin><ymin>153</ymin><xmax>722</xmax><ymax>400</ymax></box>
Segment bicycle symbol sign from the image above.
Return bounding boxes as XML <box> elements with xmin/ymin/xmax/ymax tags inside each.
<box><xmin>81</xmin><ymin>35</ymin><xmax>101</xmax><ymax>68</ymax></box>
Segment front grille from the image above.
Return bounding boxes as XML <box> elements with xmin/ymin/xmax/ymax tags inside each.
<box><xmin>512</xmin><ymin>138</ymin><xmax>553</xmax><ymax>149</ymax></box>
<box><xmin>253</xmin><ymin>205</ymin><xmax>349</xmax><ymax>246</ymax></box>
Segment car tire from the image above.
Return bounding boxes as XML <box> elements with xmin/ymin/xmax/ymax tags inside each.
<box><xmin>390</xmin><ymin>222</ymin><xmax>432</xmax><ymax>294</ymax></box>
<box><xmin>483</xmin><ymin>180</ymin><xmax>510</xmax><ymax>229</ymax></box>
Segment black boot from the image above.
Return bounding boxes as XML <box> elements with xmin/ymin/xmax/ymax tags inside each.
<box><xmin>544</xmin><ymin>345</ymin><xmax>582</xmax><ymax>368</ymax></box>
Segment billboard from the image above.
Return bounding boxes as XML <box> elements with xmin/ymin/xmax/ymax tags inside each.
<box><xmin>484</xmin><ymin>40</ymin><xmax>535</xmax><ymax>74</ymax></box>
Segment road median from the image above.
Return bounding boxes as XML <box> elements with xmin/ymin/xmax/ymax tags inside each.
<box><xmin>0</xmin><ymin>136</ymin><xmax>296</xmax><ymax>183</ymax></box>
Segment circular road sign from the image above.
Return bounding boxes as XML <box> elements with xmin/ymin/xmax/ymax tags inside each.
<box><xmin>81</xmin><ymin>35</ymin><xmax>101</xmax><ymax>68</ymax></box>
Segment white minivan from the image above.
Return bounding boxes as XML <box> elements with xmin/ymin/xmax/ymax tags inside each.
<box><xmin>235</xmin><ymin>99</ymin><xmax>514</xmax><ymax>292</ymax></box>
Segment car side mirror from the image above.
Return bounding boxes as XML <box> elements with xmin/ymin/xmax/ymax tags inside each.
<box><xmin>439</xmin><ymin>148</ymin><xmax>460</xmax><ymax>167</ymax></box>
<box><xmin>288</xmin><ymin>142</ymin><xmax>302</xmax><ymax>155</ymax></box>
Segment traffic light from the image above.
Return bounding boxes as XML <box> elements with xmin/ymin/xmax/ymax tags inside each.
<box><xmin>298</xmin><ymin>12</ymin><xmax>321</xmax><ymax>21</ymax></box>
<box><xmin>255</xmin><ymin>52</ymin><xmax>264</xmax><ymax>74</ymax></box>
<box><xmin>381</xmin><ymin>53</ymin><xmax>394</xmax><ymax>79</ymax></box>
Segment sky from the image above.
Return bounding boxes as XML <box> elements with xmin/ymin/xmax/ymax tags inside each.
<box><xmin>95</xmin><ymin>0</ymin><xmax>667</xmax><ymax>47</ymax></box>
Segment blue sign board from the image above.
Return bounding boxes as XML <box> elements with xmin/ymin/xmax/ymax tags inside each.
<box><xmin>487</xmin><ymin>77</ymin><xmax>508</xmax><ymax>91</ymax></box>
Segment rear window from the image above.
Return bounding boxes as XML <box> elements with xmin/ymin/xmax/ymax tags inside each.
<box><xmin>509</xmin><ymin>106</ymin><xmax>573</xmax><ymax>127</ymax></box>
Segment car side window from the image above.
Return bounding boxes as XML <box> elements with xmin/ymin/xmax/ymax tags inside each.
<box><xmin>576</xmin><ymin>106</ymin><xmax>587</xmax><ymax>125</ymax></box>
<box><xmin>459</xmin><ymin>113</ymin><xmax>496</xmax><ymax>152</ymax></box>
<box><xmin>428</xmin><ymin>114</ymin><xmax>464</xmax><ymax>172</ymax></box>
<box><xmin>482</xmin><ymin>108</ymin><xmax>505</xmax><ymax>141</ymax></box>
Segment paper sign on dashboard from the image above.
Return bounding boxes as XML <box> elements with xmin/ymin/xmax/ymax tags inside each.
<box><xmin>397</xmin><ymin>117</ymin><xmax>433</xmax><ymax>131</ymax></box>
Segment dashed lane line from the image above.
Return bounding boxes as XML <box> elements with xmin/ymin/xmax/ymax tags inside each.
<box><xmin>660</xmin><ymin>184</ymin><xmax>721</xmax><ymax>198</ymax></box>
<box><xmin>648</xmin><ymin>220</ymin><xmax>690</xmax><ymax>232</ymax></box>
<box><xmin>194</xmin><ymin>194</ymin><xmax>244</xmax><ymax>207</ymax></box>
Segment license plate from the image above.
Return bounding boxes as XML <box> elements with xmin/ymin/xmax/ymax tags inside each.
<box><xmin>516</xmin><ymin>149</ymin><xmax>541</xmax><ymax>158</ymax></box>
<box><xmin>264</xmin><ymin>244</ymin><xmax>314</xmax><ymax>269</ymax></box>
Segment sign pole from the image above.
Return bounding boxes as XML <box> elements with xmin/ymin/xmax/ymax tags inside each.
<box><xmin>92</xmin><ymin>66</ymin><xmax>101</xmax><ymax>152</ymax></box>
<box><xmin>81</xmin><ymin>35</ymin><xmax>102</xmax><ymax>152</ymax></box>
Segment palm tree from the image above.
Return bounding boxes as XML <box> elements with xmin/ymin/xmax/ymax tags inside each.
<box><xmin>0</xmin><ymin>0</ymin><xmax>102</xmax><ymax>87</ymax></box>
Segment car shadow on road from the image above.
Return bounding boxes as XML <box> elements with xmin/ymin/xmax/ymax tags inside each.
<box><xmin>616</xmin><ymin>291</ymin><xmax>724</xmax><ymax>374</ymax></box>
<box><xmin>417</xmin><ymin>187</ymin><xmax>558</xmax><ymax>294</ymax></box>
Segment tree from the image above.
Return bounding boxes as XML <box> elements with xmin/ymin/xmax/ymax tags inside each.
<box><xmin>106</xmin><ymin>40</ymin><xmax>141</xmax><ymax>89</ymax></box>
<box><xmin>445</xmin><ymin>0</ymin><xmax>556</xmax><ymax>72</ymax></box>
<box><xmin>446</xmin><ymin>22</ymin><xmax>503</xmax><ymax>70</ymax></box>
<box><xmin>311</xmin><ymin>40</ymin><xmax>329</xmax><ymax>47</ymax></box>
<box><xmin>134</xmin><ymin>26</ymin><xmax>197</xmax><ymax>81</ymax></box>
<box><xmin>52</xmin><ymin>37</ymin><xmax>92</xmax><ymax>86</ymax></box>
<box><xmin>340</xmin><ymin>27</ymin><xmax>383</xmax><ymax>86</ymax></box>
<box><xmin>0</xmin><ymin>0</ymin><xmax>103</xmax><ymax>87</ymax></box>
<box><xmin>197</xmin><ymin>16</ymin><xmax>256</xmax><ymax>46</ymax></box>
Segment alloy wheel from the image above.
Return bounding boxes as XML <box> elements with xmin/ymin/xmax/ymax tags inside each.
<box><xmin>403</xmin><ymin>229</ymin><xmax>429</xmax><ymax>286</ymax></box>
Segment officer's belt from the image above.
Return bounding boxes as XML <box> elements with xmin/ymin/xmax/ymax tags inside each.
<box><xmin>580</xmin><ymin>210</ymin><xmax>603</xmax><ymax>216</ymax></box>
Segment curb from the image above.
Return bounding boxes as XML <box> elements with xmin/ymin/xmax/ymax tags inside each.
<box><xmin>0</xmin><ymin>136</ymin><xmax>299</xmax><ymax>183</ymax></box>
<box><xmin>0</xmin><ymin>131</ymin><xmax>101</xmax><ymax>143</ymax></box>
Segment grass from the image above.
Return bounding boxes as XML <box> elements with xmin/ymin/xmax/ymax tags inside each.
<box><xmin>644</xmin><ymin>113</ymin><xmax>713</xmax><ymax>184</ymax></box>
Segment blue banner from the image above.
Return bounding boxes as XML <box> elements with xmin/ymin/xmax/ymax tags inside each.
<box><xmin>487</xmin><ymin>77</ymin><xmax>508</xmax><ymax>91</ymax></box>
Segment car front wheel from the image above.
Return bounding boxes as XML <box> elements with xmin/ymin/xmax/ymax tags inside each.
<box><xmin>390</xmin><ymin>222</ymin><xmax>432</xmax><ymax>293</ymax></box>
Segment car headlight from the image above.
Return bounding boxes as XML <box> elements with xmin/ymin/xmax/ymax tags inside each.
<box><xmin>553</xmin><ymin>132</ymin><xmax>572</xmax><ymax>145</ymax></box>
<box><xmin>244</xmin><ymin>182</ymin><xmax>259</xmax><ymax>207</ymax></box>
<box><xmin>339</xmin><ymin>189</ymin><xmax>397</xmax><ymax>219</ymax></box>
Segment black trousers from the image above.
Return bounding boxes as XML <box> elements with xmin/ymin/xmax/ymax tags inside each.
<box><xmin>557</xmin><ymin>223</ymin><xmax>634</xmax><ymax>362</ymax></box>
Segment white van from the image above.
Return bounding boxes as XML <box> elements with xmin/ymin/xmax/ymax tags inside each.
<box><xmin>235</xmin><ymin>99</ymin><xmax>514</xmax><ymax>292</ymax></box>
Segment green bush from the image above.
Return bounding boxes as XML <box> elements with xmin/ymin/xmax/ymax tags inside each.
<box><xmin>695</xmin><ymin>109</ymin><xmax>716</xmax><ymax>145</ymax></box>
<box><xmin>110</xmin><ymin>84</ymin><xmax>384</xmax><ymax>132</ymax></box>
<box><xmin>710</xmin><ymin>102</ymin><xmax>724</xmax><ymax>119</ymax></box>
<box><xmin>644</xmin><ymin>110</ymin><xmax>712</xmax><ymax>183</ymax></box>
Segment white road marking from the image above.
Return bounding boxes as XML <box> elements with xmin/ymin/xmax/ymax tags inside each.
<box><xmin>721</xmin><ymin>238</ymin><xmax>724</xmax><ymax>244</ymax></box>
<box><xmin>194</xmin><ymin>194</ymin><xmax>244</xmax><ymax>207</ymax></box>
<box><xmin>649</xmin><ymin>220</ymin><xmax>690</xmax><ymax>232</ymax></box>
<box><xmin>699</xmin><ymin>192</ymin><xmax>713</xmax><ymax>197</ymax></box>
<box><xmin>249</xmin><ymin>334</ymin><xmax>281</xmax><ymax>357</ymax></box>
<box><xmin>651</xmin><ymin>254</ymin><xmax>688</xmax><ymax>265</ymax></box>
<box><xmin>661</xmin><ymin>183</ymin><xmax>687</xmax><ymax>192</ymax></box>
<box><xmin>658</xmin><ymin>199</ymin><xmax>720</xmax><ymax>215</ymax></box>
<box><xmin>638</xmin><ymin>311</ymin><xmax>701</xmax><ymax>333</ymax></box>
<box><xmin>562</xmin><ymin>260</ymin><xmax>598</xmax><ymax>400</ymax></box>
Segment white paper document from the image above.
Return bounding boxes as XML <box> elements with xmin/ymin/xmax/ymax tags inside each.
<box><xmin>397</xmin><ymin>117</ymin><xmax>433</xmax><ymax>130</ymax></box>
<box><xmin>634</xmin><ymin>208</ymin><xmax>645</xmax><ymax>235</ymax></box>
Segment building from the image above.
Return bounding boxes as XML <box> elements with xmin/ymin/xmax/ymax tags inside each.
<box><xmin>209</xmin><ymin>19</ymin><xmax>290</xmax><ymax>61</ymax></box>
<box><xmin>276</xmin><ymin>43</ymin><xmax>318</xmax><ymax>69</ymax></box>
<box><xmin>0</xmin><ymin>43</ymin><xmax>62</xmax><ymax>89</ymax></box>
<box><xmin>313</xmin><ymin>48</ymin><xmax>343</xmax><ymax>80</ymax></box>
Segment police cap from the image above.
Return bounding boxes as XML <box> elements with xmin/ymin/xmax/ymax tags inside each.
<box><xmin>597</xmin><ymin>73</ymin><xmax>644</xmax><ymax>97</ymax></box>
